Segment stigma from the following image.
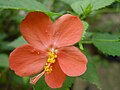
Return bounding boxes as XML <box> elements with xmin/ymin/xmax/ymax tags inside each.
<box><xmin>44</xmin><ymin>49</ymin><xmax>57</xmax><ymax>74</ymax></box>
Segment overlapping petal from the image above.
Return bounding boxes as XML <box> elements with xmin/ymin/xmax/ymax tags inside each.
<box><xmin>58</xmin><ymin>46</ymin><xmax>87</xmax><ymax>76</ymax></box>
<box><xmin>52</xmin><ymin>14</ymin><xmax>83</xmax><ymax>48</ymax></box>
<box><xmin>45</xmin><ymin>61</ymin><xmax>66</xmax><ymax>88</ymax></box>
<box><xmin>20</xmin><ymin>12</ymin><xmax>53</xmax><ymax>51</ymax></box>
<box><xmin>9</xmin><ymin>44</ymin><xmax>48</xmax><ymax>76</ymax></box>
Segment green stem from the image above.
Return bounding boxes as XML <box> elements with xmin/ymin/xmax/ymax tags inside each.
<box><xmin>81</xmin><ymin>41</ymin><xmax>93</xmax><ymax>44</ymax></box>
<box><xmin>81</xmin><ymin>39</ymin><xmax>120</xmax><ymax>44</ymax></box>
<box><xmin>93</xmin><ymin>39</ymin><xmax>120</xmax><ymax>42</ymax></box>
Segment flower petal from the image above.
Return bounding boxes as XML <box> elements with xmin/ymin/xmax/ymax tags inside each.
<box><xmin>20</xmin><ymin>12</ymin><xmax>52</xmax><ymax>50</ymax></box>
<box><xmin>52</xmin><ymin>14</ymin><xmax>83</xmax><ymax>48</ymax></box>
<box><xmin>9</xmin><ymin>44</ymin><xmax>48</xmax><ymax>76</ymax></box>
<box><xmin>58</xmin><ymin>46</ymin><xmax>87</xmax><ymax>76</ymax></box>
<box><xmin>45</xmin><ymin>61</ymin><xmax>66</xmax><ymax>88</ymax></box>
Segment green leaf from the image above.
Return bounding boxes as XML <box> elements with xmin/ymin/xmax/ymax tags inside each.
<box><xmin>71</xmin><ymin>0</ymin><xmax>90</xmax><ymax>15</ymax></box>
<box><xmin>82</xmin><ymin>21</ymin><xmax>89</xmax><ymax>39</ymax></box>
<box><xmin>23</xmin><ymin>77</ymin><xmax>29</xmax><ymax>85</ymax></box>
<box><xmin>79</xmin><ymin>21</ymin><xmax>89</xmax><ymax>50</ymax></box>
<box><xmin>60</xmin><ymin>0</ymin><xmax>79</xmax><ymax>5</ymax></box>
<box><xmin>0</xmin><ymin>0</ymin><xmax>60</xmax><ymax>16</ymax></box>
<box><xmin>71</xmin><ymin>0</ymin><xmax>115</xmax><ymax>15</ymax></box>
<box><xmin>79</xmin><ymin>42</ymin><xmax>84</xmax><ymax>50</ymax></box>
<box><xmin>8</xmin><ymin>36</ymin><xmax>27</xmax><ymax>48</ymax></box>
<box><xmin>0</xmin><ymin>0</ymin><xmax>48</xmax><ymax>11</ymax></box>
<box><xmin>0</xmin><ymin>54</ymin><xmax>9</xmax><ymax>67</ymax></box>
<box><xmin>92</xmin><ymin>33</ymin><xmax>120</xmax><ymax>56</ymax></box>
<box><xmin>34</xmin><ymin>76</ymin><xmax>75</xmax><ymax>90</ymax></box>
<box><xmin>81</xmin><ymin>50</ymin><xmax>102</xmax><ymax>89</ymax></box>
<box><xmin>56</xmin><ymin>77</ymin><xmax>75</xmax><ymax>90</ymax></box>
<box><xmin>91</xmin><ymin>0</ymin><xmax>115</xmax><ymax>10</ymax></box>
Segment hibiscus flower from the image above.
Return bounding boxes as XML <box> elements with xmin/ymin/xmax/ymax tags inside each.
<box><xmin>9</xmin><ymin>12</ymin><xmax>87</xmax><ymax>88</ymax></box>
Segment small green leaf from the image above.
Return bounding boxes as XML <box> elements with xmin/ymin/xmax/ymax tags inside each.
<box><xmin>82</xmin><ymin>21</ymin><xmax>89</xmax><ymax>39</ymax></box>
<box><xmin>92</xmin><ymin>33</ymin><xmax>120</xmax><ymax>56</ymax></box>
<box><xmin>34</xmin><ymin>76</ymin><xmax>75</xmax><ymax>90</ymax></box>
<box><xmin>79</xmin><ymin>42</ymin><xmax>84</xmax><ymax>50</ymax></box>
<box><xmin>0</xmin><ymin>0</ymin><xmax>60</xmax><ymax>16</ymax></box>
<box><xmin>0</xmin><ymin>54</ymin><xmax>9</xmax><ymax>67</ymax></box>
<box><xmin>79</xmin><ymin>21</ymin><xmax>89</xmax><ymax>50</ymax></box>
<box><xmin>8</xmin><ymin>36</ymin><xmax>27</xmax><ymax>48</ymax></box>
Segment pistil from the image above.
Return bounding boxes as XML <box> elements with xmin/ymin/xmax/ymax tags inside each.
<box><xmin>30</xmin><ymin>49</ymin><xmax>57</xmax><ymax>84</ymax></box>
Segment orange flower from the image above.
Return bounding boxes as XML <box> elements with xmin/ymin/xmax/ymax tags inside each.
<box><xmin>9</xmin><ymin>12</ymin><xmax>87</xmax><ymax>88</ymax></box>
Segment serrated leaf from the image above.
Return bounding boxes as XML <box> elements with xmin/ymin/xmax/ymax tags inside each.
<box><xmin>81</xmin><ymin>50</ymin><xmax>102</xmax><ymax>89</ymax></box>
<box><xmin>71</xmin><ymin>0</ymin><xmax>90</xmax><ymax>15</ymax></box>
<box><xmin>82</xmin><ymin>21</ymin><xmax>89</xmax><ymax>39</ymax></box>
<box><xmin>0</xmin><ymin>0</ymin><xmax>60</xmax><ymax>16</ymax></box>
<box><xmin>8</xmin><ymin>36</ymin><xmax>27</xmax><ymax>48</ymax></box>
<box><xmin>92</xmin><ymin>0</ymin><xmax>115</xmax><ymax>10</ymax></box>
<box><xmin>34</xmin><ymin>76</ymin><xmax>75</xmax><ymax>90</ymax></box>
<box><xmin>71</xmin><ymin>0</ymin><xmax>115</xmax><ymax>15</ymax></box>
<box><xmin>0</xmin><ymin>54</ymin><xmax>9</xmax><ymax>67</ymax></box>
<box><xmin>92</xmin><ymin>33</ymin><xmax>120</xmax><ymax>56</ymax></box>
<box><xmin>79</xmin><ymin>21</ymin><xmax>89</xmax><ymax>50</ymax></box>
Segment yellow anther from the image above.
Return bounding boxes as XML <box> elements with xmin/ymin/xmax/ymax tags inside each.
<box><xmin>44</xmin><ymin>50</ymin><xmax>57</xmax><ymax>74</ymax></box>
<box><xmin>54</xmin><ymin>55</ymin><xmax>57</xmax><ymax>58</ymax></box>
<box><xmin>48</xmin><ymin>52</ymin><xmax>53</xmax><ymax>56</ymax></box>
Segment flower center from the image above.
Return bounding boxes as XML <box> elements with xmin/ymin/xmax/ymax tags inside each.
<box><xmin>44</xmin><ymin>49</ymin><xmax>57</xmax><ymax>74</ymax></box>
<box><xmin>30</xmin><ymin>49</ymin><xmax>57</xmax><ymax>84</ymax></box>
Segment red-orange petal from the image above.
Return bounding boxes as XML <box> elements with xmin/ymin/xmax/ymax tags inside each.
<box><xmin>9</xmin><ymin>44</ymin><xmax>47</xmax><ymax>76</ymax></box>
<box><xmin>52</xmin><ymin>14</ymin><xmax>83</xmax><ymax>48</ymax></box>
<box><xmin>45</xmin><ymin>61</ymin><xmax>66</xmax><ymax>88</ymax></box>
<box><xmin>58</xmin><ymin>46</ymin><xmax>87</xmax><ymax>76</ymax></box>
<box><xmin>20</xmin><ymin>12</ymin><xmax>53</xmax><ymax>51</ymax></box>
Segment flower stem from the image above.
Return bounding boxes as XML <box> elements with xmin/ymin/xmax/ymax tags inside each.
<box><xmin>81</xmin><ymin>41</ymin><xmax>93</xmax><ymax>44</ymax></box>
<box><xmin>81</xmin><ymin>39</ymin><xmax>120</xmax><ymax>44</ymax></box>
